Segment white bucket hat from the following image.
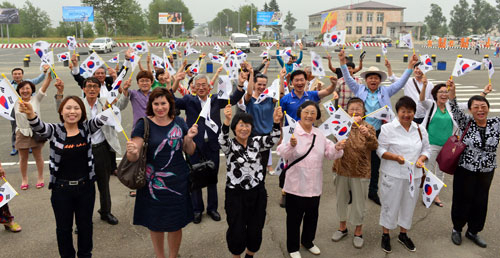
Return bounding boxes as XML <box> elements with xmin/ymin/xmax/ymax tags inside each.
<box><xmin>360</xmin><ymin>66</ymin><xmax>387</xmax><ymax>82</ymax></box>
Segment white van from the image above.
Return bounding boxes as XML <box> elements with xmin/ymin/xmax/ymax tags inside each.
<box><xmin>230</xmin><ymin>33</ymin><xmax>250</xmax><ymax>53</ymax></box>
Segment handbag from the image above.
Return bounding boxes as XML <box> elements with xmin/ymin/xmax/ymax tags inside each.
<box><xmin>279</xmin><ymin>134</ymin><xmax>317</xmax><ymax>188</ymax></box>
<box><xmin>436</xmin><ymin>121</ymin><xmax>471</xmax><ymax>175</ymax></box>
<box><xmin>185</xmin><ymin>147</ymin><xmax>218</xmax><ymax>192</ymax></box>
<box><xmin>116</xmin><ymin>117</ymin><xmax>149</xmax><ymax>189</ymax></box>
<box><xmin>32</xmin><ymin>132</ymin><xmax>47</xmax><ymax>143</ymax></box>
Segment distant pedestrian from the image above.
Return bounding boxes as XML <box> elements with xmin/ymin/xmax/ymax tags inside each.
<box><xmin>474</xmin><ymin>42</ymin><xmax>480</xmax><ymax>55</ymax></box>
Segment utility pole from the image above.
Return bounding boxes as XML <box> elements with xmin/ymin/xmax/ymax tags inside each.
<box><xmin>250</xmin><ymin>6</ymin><xmax>253</xmax><ymax>35</ymax></box>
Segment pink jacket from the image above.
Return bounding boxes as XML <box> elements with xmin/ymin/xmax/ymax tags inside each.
<box><xmin>277</xmin><ymin>123</ymin><xmax>343</xmax><ymax>197</ymax></box>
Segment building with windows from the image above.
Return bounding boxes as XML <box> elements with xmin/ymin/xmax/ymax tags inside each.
<box><xmin>308</xmin><ymin>1</ymin><xmax>406</xmax><ymax>41</ymax></box>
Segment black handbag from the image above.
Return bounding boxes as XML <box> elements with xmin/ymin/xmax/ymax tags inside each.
<box><xmin>116</xmin><ymin>117</ymin><xmax>149</xmax><ymax>189</ymax></box>
<box><xmin>279</xmin><ymin>135</ymin><xmax>316</xmax><ymax>188</ymax></box>
<box><xmin>185</xmin><ymin>147</ymin><xmax>218</xmax><ymax>191</ymax></box>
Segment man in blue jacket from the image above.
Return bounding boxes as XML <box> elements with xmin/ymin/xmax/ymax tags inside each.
<box><xmin>276</xmin><ymin>43</ymin><xmax>304</xmax><ymax>74</ymax></box>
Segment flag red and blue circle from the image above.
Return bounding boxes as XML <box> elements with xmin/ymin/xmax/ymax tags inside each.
<box><xmin>312</xmin><ymin>60</ymin><xmax>320</xmax><ymax>67</ymax></box>
<box><xmin>113</xmin><ymin>80</ymin><xmax>122</xmax><ymax>90</ymax></box>
<box><xmin>286</xmin><ymin>50</ymin><xmax>292</xmax><ymax>56</ymax></box>
<box><xmin>35</xmin><ymin>48</ymin><xmax>43</xmax><ymax>58</ymax></box>
<box><xmin>113</xmin><ymin>56</ymin><xmax>118</xmax><ymax>61</ymax></box>
<box><xmin>338</xmin><ymin>127</ymin><xmax>348</xmax><ymax>136</ymax></box>
<box><xmin>489</xmin><ymin>62</ymin><xmax>493</xmax><ymax>69</ymax></box>
<box><xmin>136</xmin><ymin>44</ymin><xmax>143</xmax><ymax>50</ymax></box>
<box><xmin>331</xmin><ymin>35</ymin><xmax>338</xmax><ymax>42</ymax></box>
<box><xmin>329</xmin><ymin>106</ymin><xmax>334</xmax><ymax>112</ymax></box>
<box><xmin>0</xmin><ymin>193</ymin><xmax>3</xmax><ymax>202</ymax></box>
<box><xmin>130</xmin><ymin>56</ymin><xmax>135</xmax><ymax>62</ymax></box>
<box><xmin>192</xmin><ymin>68</ymin><xmax>198</xmax><ymax>73</ymax></box>
<box><xmin>424</xmin><ymin>184</ymin><xmax>433</xmax><ymax>195</ymax></box>
<box><xmin>87</xmin><ymin>61</ymin><xmax>95</xmax><ymax>69</ymax></box>
<box><xmin>331</xmin><ymin>120</ymin><xmax>340</xmax><ymax>124</ymax></box>
<box><xmin>461</xmin><ymin>64</ymin><xmax>470</xmax><ymax>72</ymax></box>
<box><xmin>67</xmin><ymin>39</ymin><xmax>70</xmax><ymax>44</ymax></box>
<box><xmin>61</xmin><ymin>54</ymin><xmax>67</xmax><ymax>60</ymax></box>
<box><xmin>0</xmin><ymin>96</ymin><xmax>9</xmax><ymax>109</ymax></box>
<box><xmin>425</xmin><ymin>58</ymin><xmax>432</xmax><ymax>66</ymax></box>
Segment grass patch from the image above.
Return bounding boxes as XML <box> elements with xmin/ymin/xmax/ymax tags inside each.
<box><xmin>1</xmin><ymin>37</ymin><xmax>189</xmax><ymax>44</ymax></box>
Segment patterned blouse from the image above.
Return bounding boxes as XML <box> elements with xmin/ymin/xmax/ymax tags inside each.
<box><xmin>450</xmin><ymin>98</ymin><xmax>500</xmax><ymax>172</ymax></box>
<box><xmin>219</xmin><ymin>123</ymin><xmax>281</xmax><ymax>190</ymax></box>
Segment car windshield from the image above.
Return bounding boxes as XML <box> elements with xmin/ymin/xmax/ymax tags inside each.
<box><xmin>93</xmin><ymin>39</ymin><xmax>105</xmax><ymax>43</ymax></box>
<box><xmin>304</xmin><ymin>36</ymin><xmax>314</xmax><ymax>40</ymax></box>
<box><xmin>234</xmin><ymin>37</ymin><xmax>248</xmax><ymax>43</ymax></box>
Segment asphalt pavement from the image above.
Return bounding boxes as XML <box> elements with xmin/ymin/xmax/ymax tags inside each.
<box><xmin>0</xmin><ymin>38</ymin><xmax>499</xmax><ymax>258</ymax></box>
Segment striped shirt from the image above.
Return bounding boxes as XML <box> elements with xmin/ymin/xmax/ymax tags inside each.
<box><xmin>28</xmin><ymin>116</ymin><xmax>104</xmax><ymax>189</ymax></box>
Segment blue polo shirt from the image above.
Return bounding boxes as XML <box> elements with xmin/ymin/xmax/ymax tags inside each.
<box><xmin>365</xmin><ymin>89</ymin><xmax>382</xmax><ymax>130</ymax></box>
<box><xmin>280</xmin><ymin>89</ymin><xmax>320</xmax><ymax>124</ymax></box>
<box><xmin>246</xmin><ymin>97</ymin><xmax>275</xmax><ymax>135</ymax></box>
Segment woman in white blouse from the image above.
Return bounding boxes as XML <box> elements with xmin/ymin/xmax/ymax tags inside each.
<box><xmin>376</xmin><ymin>96</ymin><xmax>430</xmax><ymax>254</ymax></box>
<box><xmin>14</xmin><ymin>75</ymin><xmax>56</xmax><ymax>190</ymax></box>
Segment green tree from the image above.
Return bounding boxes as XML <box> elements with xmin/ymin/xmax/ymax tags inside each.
<box><xmin>284</xmin><ymin>11</ymin><xmax>296</xmax><ymax>34</ymax></box>
<box><xmin>238</xmin><ymin>4</ymin><xmax>258</xmax><ymax>34</ymax></box>
<box><xmin>449</xmin><ymin>0</ymin><xmax>471</xmax><ymax>37</ymax></box>
<box><xmin>115</xmin><ymin>0</ymin><xmax>147</xmax><ymax>36</ymax></box>
<box><xmin>263</xmin><ymin>2</ymin><xmax>269</xmax><ymax>11</ymax></box>
<box><xmin>208</xmin><ymin>9</ymin><xmax>237</xmax><ymax>36</ymax></box>
<box><xmin>20</xmin><ymin>1</ymin><xmax>51</xmax><ymax>37</ymax></box>
<box><xmin>424</xmin><ymin>4</ymin><xmax>447</xmax><ymax>37</ymax></box>
<box><xmin>470</xmin><ymin>0</ymin><xmax>498</xmax><ymax>34</ymax></box>
<box><xmin>82</xmin><ymin>0</ymin><xmax>128</xmax><ymax>36</ymax></box>
<box><xmin>268</xmin><ymin>0</ymin><xmax>280</xmax><ymax>12</ymax></box>
<box><xmin>147</xmin><ymin>0</ymin><xmax>194</xmax><ymax>37</ymax></box>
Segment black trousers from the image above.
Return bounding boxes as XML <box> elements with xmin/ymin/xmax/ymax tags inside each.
<box><xmin>51</xmin><ymin>181</ymin><xmax>95</xmax><ymax>258</ymax></box>
<box><xmin>191</xmin><ymin>140</ymin><xmax>219</xmax><ymax>213</ymax></box>
<box><xmin>369</xmin><ymin>129</ymin><xmax>381</xmax><ymax>196</ymax></box>
<box><xmin>452</xmin><ymin>166</ymin><xmax>494</xmax><ymax>234</ymax></box>
<box><xmin>285</xmin><ymin>193</ymin><xmax>320</xmax><ymax>253</ymax></box>
<box><xmin>10</xmin><ymin>120</ymin><xmax>16</xmax><ymax>149</ymax></box>
<box><xmin>225</xmin><ymin>186</ymin><xmax>267</xmax><ymax>255</ymax></box>
<box><xmin>259</xmin><ymin>149</ymin><xmax>271</xmax><ymax>181</ymax></box>
<box><xmin>92</xmin><ymin>142</ymin><xmax>113</xmax><ymax>215</ymax></box>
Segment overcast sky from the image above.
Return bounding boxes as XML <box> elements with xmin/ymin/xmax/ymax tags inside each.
<box><xmin>6</xmin><ymin>0</ymin><xmax>499</xmax><ymax>28</ymax></box>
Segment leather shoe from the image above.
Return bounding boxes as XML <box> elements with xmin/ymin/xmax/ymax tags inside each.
<box><xmin>193</xmin><ymin>212</ymin><xmax>202</xmax><ymax>224</ymax></box>
<box><xmin>465</xmin><ymin>231</ymin><xmax>487</xmax><ymax>248</ymax></box>
<box><xmin>207</xmin><ymin>210</ymin><xmax>221</xmax><ymax>221</ymax></box>
<box><xmin>451</xmin><ymin>230</ymin><xmax>462</xmax><ymax>245</ymax></box>
<box><xmin>100</xmin><ymin>213</ymin><xmax>119</xmax><ymax>225</ymax></box>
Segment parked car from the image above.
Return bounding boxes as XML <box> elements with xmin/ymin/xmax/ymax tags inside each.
<box><xmin>372</xmin><ymin>35</ymin><xmax>392</xmax><ymax>43</ymax></box>
<box><xmin>469</xmin><ymin>34</ymin><xmax>481</xmax><ymax>41</ymax></box>
<box><xmin>302</xmin><ymin>35</ymin><xmax>316</xmax><ymax>47</ymax></box>
<box><xmin>230</xmin><ymin>33</ymin><xmax>250</xmax><ymax>53</ymax></box>
<box><xmin>280</xmin><ymin>37</ymin><xmax>294</xmax><ymax>47</ymax></box>
<box><xmin>248</xmin><ymin>35</ymin><xmax>260</xmax><ymax>47</ymax></box>
<box><xmin>359</xmin><ymin>36</ymin><xmax>374</xmax><ymax>42</ymax></box>
<box><xmin>88</xmin><ymin>37</ymin><xmax>113</xmax><ymax>53</ymax></box>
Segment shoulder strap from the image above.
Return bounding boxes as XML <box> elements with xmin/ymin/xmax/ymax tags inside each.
<box><xmin>412</xmin><ymin>78</ymin><xmax>421</xmax><ymax>94</ymax></box>
<box><xmin>426</xmin><ymin>103</ymin><xmax>435</xmax><ymax>130</ymax></box>
<box><xmin>459</xmin><ymin>121</ymin><xmax>472</xmax><ymax>142</ymax></box>
<box><xmin>142</xmin><ymin>117</ymin><xmax>150</xmax><ymax>143</ymax></box>
<box><xmin>417</xmin><ymin>125</ymin><xmax>423</xmax><ymax>141</ymax></box>
<box><xmin>286</xmin><ymin>134</ymin><xmax>317</xmax><ymax>170</ymax></box>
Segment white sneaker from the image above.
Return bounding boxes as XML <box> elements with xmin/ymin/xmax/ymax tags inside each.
<box><xmin>308</xmin><ymin>245</ymin><xmax>321</xmax><ymax>255</ymax></box>
<box><xmin>331</xmin><ymin>230</ymin><xmax>348</xmax><ymax>242</ymax></box>
<box><xmin>353</xmin><ymin>235</ymin><xmax>364</xmax><ymax>248</ymax></box>
<box><xmin>289</xmin><ymin>251</ymin><xmax>302</xmax><ymax>258</ymax></box>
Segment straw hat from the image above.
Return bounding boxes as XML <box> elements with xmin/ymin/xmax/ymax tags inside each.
<box><xmin>360</xmin><ymin>66</ymin><xmax>387</xmax><ymax>82</ymax></box>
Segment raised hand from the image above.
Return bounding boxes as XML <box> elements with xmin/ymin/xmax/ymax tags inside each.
<box><xmin>359</xmin><ymin>125</ymin><xmax>369</xmax><ymax>136</ymax></box>
<box><xmin>290</xmin><ymin>134</ymin><xmax>297</xmax><ymax>147</ymax></box>
<box><xmin>54</xmin><ymin>78</ymin><xmax>64</xmax><ymax>94</ymax></box>
<box><xmin>329</xmin><ymin>75</ymin><xmax>338</xmax><ymax>86</ymax></box>
<box><xmin>335</xmin><ymin>139</ymin><xmax>347</xmax><ymax>151</ymax></box>
<box><xmin>187</xmin><ymin>124</ymin><xmax>198</xmax><ymax>138</ymax></box>
<box><xmin>408</xmin><ymin>54</ymin><xmax>418</xmax><ymax>69</ymax></box>
<box><xmin>18</xmin><ymin>101</ymin><xmax>35</xmax><ymax>119</ymax></box>
<box><xmin>223</xmin><ymin>104</ymin><xmax>232</xmax><ymax>126</ymax></box>
<box><xmin>273</xmin><ymin>106</ymin><xmax>283</xmax><ymax>123</ymax></box>
<box><xmin>338</xmin><ymin>50</ymin><xmax>346</xmax><ymax>65</ymax></box>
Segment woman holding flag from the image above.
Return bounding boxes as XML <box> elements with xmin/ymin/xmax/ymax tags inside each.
<box><xmin>277</xmin><ymin>101</ymin><xmax>345</xmax><ymax>258</ymax></box>
<box><xmin>126</xmin><ymin>88</ymin><xmax>199</xmax><ymax>258</ymax></box>
<box><xmin>20</xmin><ymin>95</ymin><xmax>107</xmax><ymax>258</ymax></box>
<box><xmin>447</xmin><ymin>80</ymin><xmax>497</xmax><ymax>248</ymax></box>
<box><xmin>377</xmin><ymin>96</ymin><xmax>430</xmax><ymax>253</ymax></box>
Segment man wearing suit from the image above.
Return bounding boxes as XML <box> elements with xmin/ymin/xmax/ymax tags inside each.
<box><xmin>174</xmin><ymin>73</ymin><xmax>246</xmax><ymax>224</ymax></box>
<box><xmin>56</xmin><ymin>77</ymin><xmax>130</xmax><ymax>225</ymax></box>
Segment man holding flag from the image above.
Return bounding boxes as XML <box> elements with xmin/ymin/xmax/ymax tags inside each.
<box><xmin>55</xmin><ymin>77</ymin><xmax>130</xmax><ymax>225</ymax></box>
<box><xmin>173</xmin><ymin>73</ymin><xmax>246</xmax><ymax>224</ymax></box>
<box><xmin>338</xmin><ymin>49</ymin><xmax>418</xmax><ymax>205</ymax></box>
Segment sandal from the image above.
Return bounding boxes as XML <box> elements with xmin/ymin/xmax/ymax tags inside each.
<box><xmin>434</xmin><ymin>201</ymin><xmax>444</xmax><ymax>207</ymax></box>
<box><xmin>36</xmin><ymin>182</ymin><xmax>45</xmax><ymax>189</ymax></box>
<box><xmin>4</xmin><ymin>222</ymin><xmax>22</xmax><ymax>232</ymax></box>
<box><xmin>129</xmin><ymin>191</ymin><xmax>136</xmax><ymax>197</ymax></box>
<box><xmin>20</xmin><ymin>184</ymin><xmax>29</xmax><ymax>190</ymax></box>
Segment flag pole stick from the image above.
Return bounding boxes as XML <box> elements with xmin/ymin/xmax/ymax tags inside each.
<box><xmin>49</xmin><ymin>66</ymin><xmax>59</xmax><ymax>79</ymax></box>
<box><xmin>362</xmin><ymin>105</ymin><xmax>388</xmax><ymax>118</ymax></box>
<box><xmin>73</xmin><ymin>35</ymin><xmax>76</xmax><ymax>55</ymax></box>
<box><xmin>93</xmin><ymin>50</ymin><xmax>110</xmax><ymax>69</ymax></box>
<box><xmin>128</xmin><ymin>54</ymin><xmax>142</xmax><ymax>80</ymax></box>
<box><xmin>107</xmin><ymin>104</ymin><xmax>129</xmax><ymax>141</ymax></box>
<box><xmin>338</xmin><ymin>105</ymin><xmax>359</xmax><ymax>126</ymax></box>
<box><xmin>422</xmin><ymin>165</ymin><xmax>447</xmax><ymax>187</ymax></box>
<box><xmin>195</xmin><ymin>94</ymin><xmax>212</xmax><ymax>124</ymax></box>
<box><xmin>1</xmin><ymin>73</ymin><xmax>23</xmax><ymax>102</ymax></box>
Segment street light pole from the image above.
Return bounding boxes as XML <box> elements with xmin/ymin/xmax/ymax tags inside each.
<box><xmin>238</xmin><ymin>10</ymin><xmax>240</xmax><ymax>33</ymax></box>
<box><xmin>251</xmin><ymin>6</ymin><xmax>253</xmax><ymax>35</ymax></box>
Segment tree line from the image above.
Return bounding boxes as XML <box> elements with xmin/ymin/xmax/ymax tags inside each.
<box><xmin>424</xmin><ymin>0</ymin><xmax>500</xmax><ymax>37</ymax></box>
<box><xmin>0</xmin><ymin>0</ymin><xmax>194</xmax><ymax>38</ymax></box>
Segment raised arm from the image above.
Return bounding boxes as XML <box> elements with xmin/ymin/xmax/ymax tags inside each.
<box><xmin>318</xmin><ymin>76</ymin><xmax>338</xmax><ymax>99</ymax></box>
<box><xmin>327</xmin><ymin>54</ymin><xmax>337</xmax><ymax>73</ymax></box>
<box><xmin>183</xmin><ymin>124</ymin><xmax>198</xmax><ymax>155</ymax></box>
<box><xmin>29</xmin><ymin>65</ymin><xmax>49</xmax><ymax>85</ymax></box>
<box><xmin>338</xmin><ymin>50</ymin><xmax>362</xmax><ymax>93</ymax></box>
<box><xmin>211</xmin><ymin>66</ymin><xmax>223</xmax><ymax>86</ymax></box>
<box><xmin>385</xmin><ymin>54</ymin><xmax>417</xmax><ymax>97</ymax></box>
<box><xmin>219</xmin><ymin>104</ymin><xmax>233</xmax><ymax>155</ymax></box>
<box><xmin>296</xmin><ymin>44</ymin><xmax>303</xmax><ymax>64</ymax></box>
<box><xmin>447</xmin><ymin>79</ymin><xmax>470</xmax><ymax>130</ymax></box>
<box><xmin>276</xmin><ymin>44</ymin><xmax>284</xmax><ymax>67</ymax></box>
<box><xmin>353</xmin><ymin>56</ymin><xmax>363</xmax><ymax>74</ymax></box>
<box><xmin>243</xmin><ymin>63</ymin><xmax>254</xmax><ymax>103</ymax></box>
<box><xmin>256</xmin><ymin>107</ymin><xmax>283</xmax><ymax>151</ymax></box>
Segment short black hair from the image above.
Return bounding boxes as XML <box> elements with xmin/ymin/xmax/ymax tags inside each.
<box><xmin>231</xmin><ymin>112</ymin><xmax>254</xmax><ymax>134</ymax></box>
<box><xmin>254</xmin><ymin>73</ymin><xmax>268</xmax><ymax>83</ymax></box>
<box><xmin>11</xmin><ymin>68</ymin><xmax>24</xmax><ymax>74</ymax></box>
<box><xmin>83</xmin><ymin>77</ymin><xmax>100</xmax><ymax>87</ymax></box>
<box><xmin>431</xmin><ymin>83</ymin><xmax>447</xmax><ymax>101</ymax></box>
<box><xmin>297</xmin><ymin>100</ymin><xmax>321</xmax><ymax>120</ymax></box>
<box><xmin>395</xmin><ymin>96</ymin><xmax>416</xmax><ymax>113</ymax></box>
<box><xmin>155</xmin><ymin>68</ymin><xmax>165</xmax><ymax>81</ymax></box>
<box><xmin>346</xmin><ymin>61</ymin><xmax>355</xmax><ymax>69</ymax></box>
<box><xmin>468</xmin><ymin>95</ymin><xmax>490</xmax><ymax>109</ymax></box>
<box><xmin>188</xmin><ymin>77</ymin><xmax>195</xmax><ymax>86</ymax></box>
<box><xmin>290</xmin><ymin>70</ymin><xmax>307</xmax><ymax>82</ymax></box>
<box><xmin>346</xmin><ymin>97</ymin><xmax>365</xmax><ymax>114</ymax></box>
<box><xmin>185</xmin><ymin>64</ymin><xmax>192</xmax><ymax>71</ymax></box>
<box><xmin>16</xmin><ymin>81</ymin><xmax>35</xmax><ymax>95</ymax></box>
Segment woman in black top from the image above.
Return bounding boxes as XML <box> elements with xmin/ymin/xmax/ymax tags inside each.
<box><xmin>20</xmin><ymin>96</ymin><xmax>105</xmax><ymax>258</ymax></box>
<box><xmin>447</xmin><ymin>80</ymin><xmax>496</xmax><ymax>248</ymax></box>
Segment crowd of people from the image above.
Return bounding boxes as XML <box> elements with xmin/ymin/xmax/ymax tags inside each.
<box><xmin>0</xmin><ymin>43</ymin><xmax>497</xmax><ymax>258</ymax></box>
